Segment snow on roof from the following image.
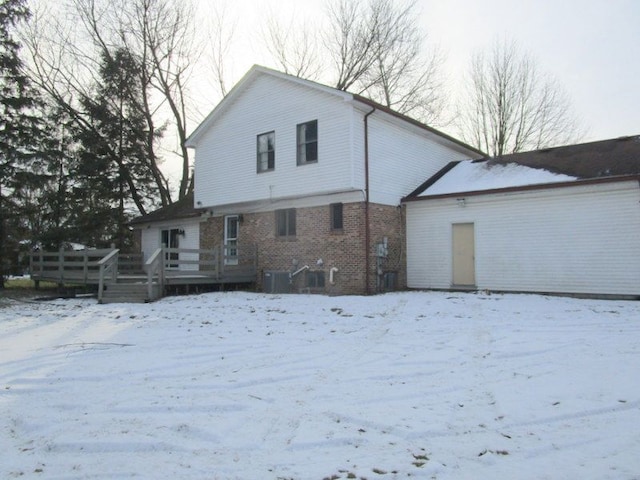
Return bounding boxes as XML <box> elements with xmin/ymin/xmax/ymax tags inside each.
<box><xmin>420</xmin><ymin>160</ymin><xmax>577</xmax><ymax>196</ymax></box>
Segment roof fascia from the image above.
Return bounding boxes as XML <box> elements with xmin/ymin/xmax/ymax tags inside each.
<box><xmin>352</xmin><ymin>94</ymin><xmax>485</xmax><ymax>157</ymax></box>
<box><xmin>402</xmin><ymin>161</ymin><xmax>462</xmax><ymax>201</ymax></box>
<box><xmin>402</xmin><ymin>174</ymin><xmax>640</xmax><ymax>203</ymax></box>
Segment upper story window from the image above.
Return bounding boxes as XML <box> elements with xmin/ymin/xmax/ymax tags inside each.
<box><xmin>276</xmin><ymin>208</ymin><xmax>296</xmax><ymax>237</ymax></box>
<box><xmin>297</xmin><ymin>120</ymin><xmax>318</xmax><ymax>165</ymax></box>
<box><xmin>257</xmin><ymin>131</ymin><xmax>275</xmax><ymax>172</ymax></box>
<box><xmin>330</xmin><ymin>203</ymin><xmax>343</xmax><ymax>231</ymax></box>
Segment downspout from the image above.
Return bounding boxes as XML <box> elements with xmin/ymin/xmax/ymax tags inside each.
<box><xmin>364</xmin><ymin>107</ymin><xmax>376</xmax><ymax>295</ymax></box>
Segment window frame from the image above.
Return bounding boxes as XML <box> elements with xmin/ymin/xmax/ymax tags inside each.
<box><xmin>296</xmin><ymin>120</ymin><xmax>318</xmax><ymax>165</ymax></box>
<box><xmin>257</xmin><ymin>130</ymin><xmax>275</xmax><ymax>173</ymax></box>
<box><xmin>330</xmin><ymin>203</ymin><xmax>343</xmax><ymax>232</ymax></box>
<box><xmin>275</xmin><ymin>208</ymin><xmax>296</xmax><ymax>237</ymax></box>
<box><xmin>306</xmin><ymin>270</ymin><xmax>325</xmax><ymax>289</ymax></box>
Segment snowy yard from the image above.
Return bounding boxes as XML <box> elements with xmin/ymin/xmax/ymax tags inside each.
<box><xmin>1</xmin><ymin>290</ymin><xmax>639</xmax><ymax>479</ymax></box>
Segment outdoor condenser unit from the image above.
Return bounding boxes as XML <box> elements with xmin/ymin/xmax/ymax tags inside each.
<box><xmin>263</xmin><ymin>271</ymin><xmax>291</xmax><ymax>294</ymax></box>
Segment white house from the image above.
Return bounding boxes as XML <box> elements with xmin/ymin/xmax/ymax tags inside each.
<box><xmin>173</xmin><ymin>65</ymin><xmax>480</xmax><ymax>294</ymax></box>
<box><xmin>404</xmin><ymin>136</ymin><xmax>640</xmax><ymax>298</ymax></box>
<box><xmin>132</xmin><ymin>65</ymin><xmax>639</xmax><ymax>299</ymax></box>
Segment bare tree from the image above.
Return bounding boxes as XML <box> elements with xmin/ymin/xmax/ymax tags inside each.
<box><xmin>22</xmin><ymin>0</ymin><xmax>201</xmax><ymax>207</ymax></box>
<box><xmin>354</xmin><ymin>0</ymin><xmax>446</xmax><ymax>125</ymax></box>
<box><xmin>261</xmin><ymin>0</ymin><xmax>445</xmax><ymax>124</ymax></box>
<box><xmin>457</xmin><ymin>38</ymin><xmax>583</xmax><ymax>156</ymax></box>
<box><xmin>206</xmin><ymin>2</ymin><xmax>236</xmax><ymax>97</ymax></box>
<box><xmin>325</xmin><ymin>0</ymin><xmax>378</xmax><ymax>91</ymax></box>
<box><xmin>263</xmin><ymin>12</ymin><xmax>321</xmax><ymax>80</ymax></box>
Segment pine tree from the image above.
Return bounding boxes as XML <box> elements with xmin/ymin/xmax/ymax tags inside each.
<box><xmin>72</xmin><ymin>48</ymin><xmax>159</xmax><ymax>249</ymax></box>
<box><xmin>0</xmin><ymin>0</ymin><xmax>45</xmax><ymax>287</ymax></box>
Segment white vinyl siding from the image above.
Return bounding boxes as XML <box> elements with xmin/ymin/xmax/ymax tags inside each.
<box><xmin>367</xmin><ymin>114</ymin><xmax>475</xmax><ymax>206</ymax></box>
<box><xmin>406</xmin><ymin>181</ymin><xmax>640</xmax><ymax>296</ymax></box>
<box><xmin>194</xmin><ymin>74</ymin><xmax>353</xmax><ymax>207</ymax></box>
<box><xmin>140</xmin><ymin>220</ymin><xmax>200</xmax><ymax>271</ymax></box>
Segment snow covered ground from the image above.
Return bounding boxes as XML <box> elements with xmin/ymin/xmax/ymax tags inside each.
<box><xmin>1</xmin><ymin>291</ymin><xmax>639</xmax><ymax>479</ymax></box>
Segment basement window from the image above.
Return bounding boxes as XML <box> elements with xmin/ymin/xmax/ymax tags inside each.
<box><xmin>307</xmin><ymin>270</ymin><xmax>325</xmax><ymax>288</ymax></box>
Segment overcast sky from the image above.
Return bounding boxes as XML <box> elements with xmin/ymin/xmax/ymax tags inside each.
<box><xmin>196</xmin><ymin>0</ymin><xmax>639</xmax><ymax>144</ymax></box>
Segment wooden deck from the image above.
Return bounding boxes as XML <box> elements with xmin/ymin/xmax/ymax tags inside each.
<box><xmin>30</xmin><ymin>245</ymin><xmax>257</xmax><ymax>303</ymax></box>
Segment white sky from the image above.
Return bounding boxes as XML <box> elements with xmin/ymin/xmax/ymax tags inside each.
<box><xmin>192</xmin><ymin>0</ymin><xmax>639</xmax><ymax>142</ymax></box>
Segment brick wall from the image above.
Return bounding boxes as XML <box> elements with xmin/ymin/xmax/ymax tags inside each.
<box><xmin>367</xmin><ymin>203</ymin><xmax>406</xmax><ymax>293</ymax></box>
<box><xmin>199</xmin><ymin>201</ymin><xmax>406</xmax><ymax>295</ymax></box>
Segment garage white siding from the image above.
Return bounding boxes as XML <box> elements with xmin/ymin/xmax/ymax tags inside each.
<box><xmin>406</xmin><ymin>180</ymin><xmax>640</xmax><ymax>296</ymax></box>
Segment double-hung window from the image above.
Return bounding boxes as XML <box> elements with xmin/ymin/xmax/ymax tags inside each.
<box><xmin>275</xmin><ymin>208</ymin><xmax>296</xmax><ymax>237</ymax></box>
<box><xmin>257</xmin><ymin>131</ymin><xmax>275</xmax><ymax>172</ymax></box>
<box><xmin>296</xmin><ymin>120</ymin><xmax>318</xmax><ymax>165</ymax></box>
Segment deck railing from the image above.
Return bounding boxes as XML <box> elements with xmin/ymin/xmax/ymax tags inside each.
<box><xmin>29</xmin><ymin>244</ymin><xmax>257</xmax><ymax>300</ymax></box>
<box><xmin>30</xmin><ymin>247</ymin><xmax>116</xmax><ymax>285</ymax></box>
<box><xmin>97</xmin><ymin>249</ymin><xmax>119</xmax><ymax>303</ymax></box>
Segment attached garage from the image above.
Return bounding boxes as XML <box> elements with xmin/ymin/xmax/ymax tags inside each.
<box><xmin>404</xmin><ymin>136</ymin><xmax>640</xmax><ymax>298</ymax></box>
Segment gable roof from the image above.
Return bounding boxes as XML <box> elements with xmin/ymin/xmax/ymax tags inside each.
<box><xmin>404</xmin><ymin>135</ymin><xmax>640</xmax><ymax>200</ymax></box>
<box><xmin>129</xmin><ymin>192</ymin><xmax>203</xmax><ymax>226</ymax></box>
<box><xmin>185</xmin><ymin>65</ymin><xmax>482</xmax><ymax>155</ymax></box>
<box><xmin>185</xmin><ymin>65</ymin><xmax>352</xmax><ymax>148</ymax></box>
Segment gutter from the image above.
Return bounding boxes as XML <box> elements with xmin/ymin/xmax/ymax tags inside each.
<box><xmin>364</xmin><ymin>106</ymin><xmax>376</xmax><ymax>295</ymax></box>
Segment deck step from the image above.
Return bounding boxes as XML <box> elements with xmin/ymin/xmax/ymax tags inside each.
<box><xmin>100</xmin><ymin>282</ymin><xmax>162</xmax><ymax>304</ymax></box>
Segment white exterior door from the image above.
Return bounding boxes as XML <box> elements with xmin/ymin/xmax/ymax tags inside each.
<box><xmin>224</xmin><ymin>215</ymin><xmax>239</xmax><ymax>265</ymax></box>
<box><xmin>452</xmin><ymin>223</ymin><xmax>475</xmax><ymax>287</ymax></box>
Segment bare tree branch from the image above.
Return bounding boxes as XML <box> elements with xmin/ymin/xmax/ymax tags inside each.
<box><xmin>325</xmin><ymin>0</ymin><xmax>380</xmax><ymax>91</ymax></box>
<box><xmin>260</xmin><ymin>0</ymin><xmax>445</xmax><ymax>125</ymax></box>
<box><xmin>207</xmin><ymin>2</ymin><xmax>236</xmax><ymax>96</ymax></box>
<box><xmin>457</xmin><ymin>38</ymin><xmax>584</xmax><ymax>156</ymax></box>
<box><xmin>22</xmin><ymin>0</ymin><xmax>201</xmax><ymax>206</ymax></box>
<box><xmin>262</xmin><ymin>10</ymin><xmax>321</xmax><ymax>80</ymax></box>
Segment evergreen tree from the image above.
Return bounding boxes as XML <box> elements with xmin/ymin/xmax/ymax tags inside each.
<box><xmin>0</xmin><ymin>0</ymin><xmax>45</xmax><ymax>287</ymax></box>
<box><xmin>72</xmin><ymin>48</ymin><xmax>159</xmax><ymax>249</ymax></box>
<box><xmin>22</xmin><ymin>105</ymin><xmax>74</xmax><ymax>250</ymax></box>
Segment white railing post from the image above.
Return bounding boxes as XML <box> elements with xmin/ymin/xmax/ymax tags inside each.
<box><xmin>58</xmin><ymin>246</ymin><xmax>64</xmax><ymax>285</ymax></box>
<box><xmin>97</xmin><ymin>249</ymin><xmax>120</xmax><ymax>304</ymax></box>
<box><xmin>83</xmin><ymin>251</ymin><xmax>89</xmax><ymax>283</ymax></box>
<box><xmin>112</xmin><ymin>250</ymin><xmax>118</xmax><ymax>283</ymax></box>
<box><xmin>145</xmin><ymin>247</ymin><xmax>164</xmax><ymax>302</ymax></box>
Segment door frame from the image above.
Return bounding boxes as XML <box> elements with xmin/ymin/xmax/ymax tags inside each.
<box><xmin>224</xmin><ymin>215</ymin><xmax>239</xmax><ymax>266</ymax></box>
<box><xmin>451</xmin><ymin>222</ymin><xmax>476</xmax><ymax>287</ymax></box>
<box><xmin>161</xmin><ymin>227</ymin><xmax>180</xmax><ymax>269</ymax></box>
